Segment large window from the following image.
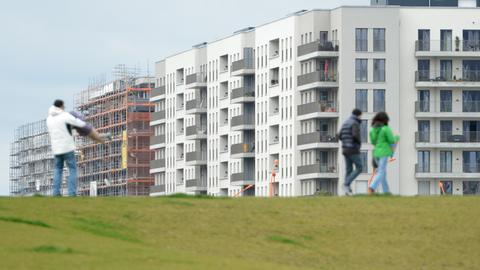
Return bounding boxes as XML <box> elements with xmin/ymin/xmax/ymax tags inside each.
<box><xmin>440</xmin><ymin>60</ymin><xmax>452</xmax><ymax>80</ymax></box>
<box><xmin>360</xmin><ymin>120</ymin><xmax>368</xmax><ymax>143</ymax></box>
<box><xmin>356</xmin><ymin>28</ymin><xmax>368</xmax><ymax>52</ymax></box>
<box><xmin>417</xmin><ymin>59</ymin><xmax>430</xmax><ymax>81</ymax></box>
<box><xmin>463</xmin><ymin>120</ymin><xmax>480</xmax><ymax>142</ymax></box>
<box><xmin>440</xmin><ymin>120</ymin><xmax>452</xmax><ymax>142</ymax></box>
<box><xmin>417</xmin><ymin>120</ymin><xmax>430</xmax><ymax>143</ymax></box>
<box><xmin>463</xmin><ymin>60</ymin><xmax>480</xmax><ymax>81</ymax></box>
<box><xmin>440</xmin><ymin>30</ymin><xmax>452</xmax><ymax>51</ymax></box>
<box><xmin>417</xmin><ymin>151</ymin><xmax>430</xmax><ymax>173</ymax></box>
<box><xmin>355</xmin><ymin>89</ymin><xmax>368</xmax><ymax>112</ymax></box>
<box><xmin>417</xmin><ymin>29</ymin><xmax>430</xmax><ymax>51</ymax></box>
<box><xmin>440</xmin><ymin>90</ymin><xmax>452</xmax><ymax>112</ymax></box>
<box><xmin>417</xmin><ymin>90</ymin><xmax>430</xmax><ymax>112</ymax></box>
<box><xmin>360</xmin><ymin>151</ymin><xmax>368</xmax><ymax>173</ymax></box>
<box><xmin>355</xmin><ymin>59</ymin><xmax>368</xmax><ymax>82</ymax></box>
<box><xmin>463</xmin><ymin>151</ymin><xmax>480</xmax><ymax>173</ymax></box>
<box><xmin>373</xmin><ymin>59</ymin><xmax>385</xmax><ymax>82</ymax></box>
<box><xmin>463</xmin><ymin>30</ymin><xmax>480</xmax><ymax>51</ymax></box>
<box><xmin>463</xmin><ymin>91</ymin><xmax>480</xmax><ymax>112</ymax></box>
<box><xmin>373</xmin><ymin>28</ymin><xmax>385</xmax><ymax>52</ymax></box>
<box><xmin>463</xmin><ymin>181</ymin><xmax>480</xmax><ymax>195</ymax></box>
<box><xmin>440</xmin><ymin>151</ymin><xmax>452</xmax><ymax>173</ymax></box>
<box><xmin>373</xmin><ymin>89</ymin><xmax>385</xmax><ymax>112</ymax></box>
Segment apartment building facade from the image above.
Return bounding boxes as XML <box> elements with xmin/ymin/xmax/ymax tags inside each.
<box><xmin>150</xmin><ymin>4</ymin><xmax>480</xmax><ymax>197</ymax></box>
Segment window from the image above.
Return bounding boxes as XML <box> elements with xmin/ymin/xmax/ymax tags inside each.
<box><xmin>463</xmin><ymin>30</ymin><xmax>480</xmax><ymax>52</ymax></box>
<box><xmin>418</xmin><ymin>181</ymin><xmax>430</xmax><ymax>196</ymax></box>
<box><xmin>440</xmin><ymin>120</ymin><xmax>452</xmax><ymax>142</ymax></box>
<box><xmin>463</xmin><ymin>151</ymin><xmax>480</xmax><ymax>173</ymax></box>
<box><xmin>440</xmin><ymin>90</ymin><xmax>452</xmax><ymax>112</ymax></box>
<box><xmin>417</xmin><ymin>29</ymin><xmax>430</xmax><ymax>51</ymax></box>
<box><xmin>360</xmin><ymin>151</ymin><xmax>368</xmax><ymax>173</ymax></box>
<box><xmin>440</xmin><ymin>60</ymin><xmax>452</xmax><ymax>80</ymax></box>
<box><xmin>373</xmin><ymin>59</ymin><xmax>385</xmax><ymax>82</ymax></box>
<box><xmin>440</xmin><ymin>181</ymin><xmax>453</xmax><ymax>195</ymax></box>
<box><xmin>355</xmin><ymin>28</ymin><xmax>368</xmax><ymax>51</ymax></box>
<box><xmin>463</xmin><ymin>181</ymin><xmax>480</xmax><ymax>195</ymax></box>
<box><xmin>360</xmin><ymin>120</ymin><xmax>368</xmax><ymax>143</ymax></box>
<box><xmin>373</xmin><ymin>89</ymin><xmax>385</xmax><ymax>112</ymax></box>
<box><xmin>463</xmin><ymin>60</ymin><xmax>480</xmax><ymax>81</ymax></box>
<box><xmin>417</xmin><ymin>90</ymin><xmax>430</xmax><ymax>112</ymax></box>
<box><xmin>440</xmin><ymin>151</ymin><xmax>452</xmax><ymax>173</ymax></box>
<box><xmin>355</xmin><ymin>89</ymin><xmax>368</xmax><ymax>112</ymax></box>
<box><xmin>373</xmin><ymin>28</ymin><xmax>385</xmax><ymax>52</ymax></box>
<box><xmin>417</xmin><ymin>120</ymin><xmax>430</xmax><ymax>143</ymax></box>
<box><xmin>417</xmin><ymin>60</ymin><xmax>430</xmax><ymax>81</ymax></box>
<box><xmin>355</xmin><ymin>59</ymin><xmax>368</xmax><ymax>82</ymax></box>
<box><xmin>417</xmin><ymin>151</ymin><xmax>430</xmax><ymax>173</ymax></box>
<box><xmin>463</xmin><ymin>120</ymin><xmax>480</xmax><ymax>143</ymax></box>
<box><xmin>440</xmin><ymin>29</ymin><xmax>452</xmax><ymax>51</ymax></box>
<box><xmin>463</xmin><ymin>90</ymin><xmax>480</xmax><ymax>112</ymax></box>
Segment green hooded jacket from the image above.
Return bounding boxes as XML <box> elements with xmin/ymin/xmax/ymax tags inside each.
<box><xmin>370</xmin><ymin>124</ymin><xmax>400</xmax><ymax>158</ymax></box>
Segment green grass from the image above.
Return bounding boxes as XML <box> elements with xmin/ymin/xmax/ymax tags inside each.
<box><xmin>0</xmin><ymin>196</ymin><xmax>479</xmax><ymax>270</ymax></box>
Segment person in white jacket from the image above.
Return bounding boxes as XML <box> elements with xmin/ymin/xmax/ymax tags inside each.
<box><xmin>46</xmin><ymin>100</ymin><xmax>89</xmax><ymax>196</ymax></box>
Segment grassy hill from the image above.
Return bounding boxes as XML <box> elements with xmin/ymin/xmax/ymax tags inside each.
<box><xmin>0</xmin><ymin>195</ymin><xmax>479</xmax><ymax>270</ymax></box>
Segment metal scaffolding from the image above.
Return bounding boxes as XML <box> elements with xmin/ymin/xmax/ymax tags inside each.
<box><xmin>74</xmin><ymin>69</ymin><xmax>155</xmax><ymax>196</ymax></box>
<box><xmin>9</xmin><ymin>120</ymin><xmax>68</xmax><ymax>196</ymax></box>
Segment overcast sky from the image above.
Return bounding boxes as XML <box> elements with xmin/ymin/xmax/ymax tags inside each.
<box><xmin>0</xmin><ymin>0</ymin><xmax>369</xmax><ymax>195</ymax></box>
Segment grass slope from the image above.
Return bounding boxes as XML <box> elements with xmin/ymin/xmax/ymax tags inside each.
<box><xmin>0</xmin><ymin>196</ymin><xmax>479</xmax><ymax>270</ymax></box>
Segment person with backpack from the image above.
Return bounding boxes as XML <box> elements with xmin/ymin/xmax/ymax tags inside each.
<box><xmin>369</xmin><ymin>112</ymin><xmax>399</xmax><ymax>194</ymax></box>
<box><xmin>338</xmin><ymin>109</ymin><xmax>363</xmax><ymax>196</ymax></box>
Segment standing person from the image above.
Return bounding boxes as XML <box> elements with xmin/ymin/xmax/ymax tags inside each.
<box><xmin>369</xmin><ymin>112</ymin><xmax>400</xmax><ymax>194</ymax></box>
<box><xmin>338</xmin><ymin>109</ymin><xmax>363</xmax><ymax>196</ymax></box>
<box><xmin>46</xmin><ymin>100</ymin><xmax>90</xmax><ymax>196</ymax></box>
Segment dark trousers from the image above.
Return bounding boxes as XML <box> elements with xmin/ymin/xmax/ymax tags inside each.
<box><xmin>344</xmin><ymin>154</ymin><xmax>363</xmax><ymax>187</ymax></box>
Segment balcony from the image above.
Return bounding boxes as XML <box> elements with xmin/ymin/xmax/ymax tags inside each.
<box><xmin>415</xmin><ymin>40</ymin><xmax>480</xmax><ymax>58</ymax></box>
<box><xmin>297</xmin><ymin>40</ymin><xmax>339</xmax><ymax>61</ymax></box>
<box><xmin>415</xmin><ymin>131</ymin><xmax>480</xmax><ymax>149</ymax></box>
<box><xmin>415</xmin><ymin>163</ymin><xmax>480</xmax><ymax>179</ymax></box>
<box><xmin>150</xmin><ymin>135</ymin><xmax>165</xmax><ymax>147</ymax></box>
<box><xmin>231</xmin><ymin>87</ymin><xmax>255</xmax><ymax>104</ymax></box>
<box><xmin>415</xmin><ymin>100</ymin><xmax>480</xmax><ymax>118</ymax></box>
<box><xmin>185</xmin><ymin>73</ymin><xmax>207</xmax><ymax>89</ymax></box>
<box><xmin>185</xmin><ymin>99</ymin><xmax>207</xmax><ymax>114</ymax></box>
<box><xmin>297</xmin><ymin>71</ymin><xmax>338</xmax><ymax>91</ymax></box>
<box><xmin>150</xmin><ymin>159</ymin><xmax>165</xmax><ymax>172</ymax></box>
<box><xmin>297</xmin><ymin>132</ymin><xmax>338</xmax><ymax>150</ymax></box>
<box><xmin>151</xmin><ymin>86</ymin><xmax>166</xmax><ymax>100</ymax></box>
<box><xmin>185</xmin><ymin>125</ymin><xmax>207</xmax><ymax>140</ymax></box>
<box><xmin>230</xmin><ymin>142</ymin><xmax>255</xmax><ymax>159</ymax></box>
<box><xmin>297</xmin><ymin>101</ymin><xmax>338</xmax><ymax>120</ymax></box>
<box><xmin>297</xmin><ymin>163</ymin><xmax>338</xmax><ymax>180</ymax></box>
<box><xmin>185</xmin><ymin>170</ymin><xmax>207</xmax><ymax>192</ymax></box>
<box><xmin>230</xmin><ymin>172</ymin><xmax>255</xmax><ymax>186</ymax></box>
<box><xmin>150</xmin><ymin>185</ymin><xmax>166</xmax><ymax>195</ymax></box>
<box><xmin>415</xmin><ymin>70</ymin><xmax>480</xmax><ymax>88</ymax></box>
<box><xmin>231</xmin><ymin>58</ymin><xmax>255</xmax><ymax>76</ymax></box>
<box><xmin>185</xmin><ymin>150</ymin><xmax>207</xmax><ymax>166</ymax></box>
<box><xmin>230</xmin><ymin>114</ymin><xmax>255</xmax><ymax>131</ymax></box>
<box><xmin>152</xmin><ymin>110</ymin><xmax>165</xmax><ymax>122</ymax></box>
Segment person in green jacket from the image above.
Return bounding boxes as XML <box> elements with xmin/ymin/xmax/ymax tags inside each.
<box><xmin>369</xmin><ymin>112</ymin><xmax>399</xmax><ymax>194</ymax></box>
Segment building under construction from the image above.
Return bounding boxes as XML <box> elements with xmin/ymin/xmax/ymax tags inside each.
<box><xmin>75</xmin><ymin>70</ymin><xmax>155</xmax><ymax>196</ymax></box>
<box><xmin>9</xmin><ymin>120</ymin><xmax>68</xmax><ymax>196</ymax></box>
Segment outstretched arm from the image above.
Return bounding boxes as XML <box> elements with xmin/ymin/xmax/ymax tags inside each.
<box><xmin>65</xmin><ymin>113</ymin><xmax>87</xmax><ymax>128</ymax></box>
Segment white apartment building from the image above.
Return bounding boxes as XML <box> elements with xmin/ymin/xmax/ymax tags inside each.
<box><xmin>150</xmin><ymin>3</ymin><xmax>480</xmax><ymax>197</ymax></box>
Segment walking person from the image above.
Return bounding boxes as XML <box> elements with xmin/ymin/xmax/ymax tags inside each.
<box><xmin>338</xmin><ymin>109</ymin><xmax>363</xmax><ymax>196</ymax></box>
<box><xmin>369</xmin><ymin>112</ymin><xmax>400</xmax><ymax>194</ymax></box>
<box><xmin>47</xmin><ymin>100</ymin><xmax>91</xmax><ymax>196</ymax></box>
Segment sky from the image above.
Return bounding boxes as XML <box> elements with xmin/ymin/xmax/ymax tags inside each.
<box><xmin>0</xmin><ymin>0</ymin><xmax>369</xmax><ymax>196</ymax></box>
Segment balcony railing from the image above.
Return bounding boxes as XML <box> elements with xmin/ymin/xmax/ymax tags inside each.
<box><xmin>416</xmin><ymin>131</ymin><xmax>480</xmax><ymax>143</ymax></box>
<box><xmin>152</xmin><ymin>110</ymin><xmax>165</xmax><ymax>121</ymax></box>
<box><xmin>186</xmin><ymin>99</ymin><xmax>207</xmax><ymax>111</ymax></box>
<box><xmin>150</xmin><ymin>159</ymin><xmax>165</xmax><ymax>169</ymax></box>
<box><xmin>231</xmin><ymin>58</ymin><xmax>254</xmax><ymax>72</ymax></box>
<box><xmin>463</xmin><ymin>101</ymin><xmax>480</xmax><ymax>112</ymax></box>
<box><xmin>297</xmin><ymin>40</ymin><xmax>339</xmax><ymax>57</ymax></box>
<box><xmin>415</xmin><ymin>40</ymin><xmax>480</xmax><ymax>52</ymax></box>
<box><xmin>297</xmin><ymin>163</ymin><xmax>337</xmax><ymax>175</ymax></box>
<box><xmin>297</xmin><ymin>71</ymin><xmax>338</xmax><ymax>87</ymax></box>
<box><xmin>230</xmin><ymin>114</ymin><xmax>254</xmax><ymax>128</ymax></box>
<box><xmin>231</xmin><ymin>87</ymin><xmax>255</xmax><ymax>100</ymax></box>
<box><xmin>186</xmin><ymin>178</ymin><xmax>207</xmax><ymax>188</ymax></box>
<box><xmin>151</xmin><ymin>86</ymin><xmax>166</xmax><ymax>97</ymax></box>
<box><xmin>231</xmin><ymin>142</ymin><xmax>255</xmax><ymax>155</ymax></box>
<box><xmin>151</xmin><ymin>135</ymin><xmax>165</xmax><ymax>145</ymax></box>
<box><xmin>231</xmin><ymin>172</ymin><xmax>255</xmax><ymax>182</ymax></box>
<box><xmin>416</xmin><ymin>70</ymin><xmax>480</xmax><ymax>82</ymax></box>
<box><xmin>185</xmin><ymin>150</ymin><xmax>207</xmax><ymax>162</ymax></box>
<box><xmin>415</xmin><ymin>163</ymin><xmax>480</xmax><ymax>173</ymax></box>
<box><xmin>298</xmin><ymin>101</ymin><xmax>337</xmax><ymax>116</ymax></box>
<box><xmin>186</xmin><ymin>73</ymin><xmax>207</xmax><ymax>85</ymax></box>
<box><xmin>415</xmin><ymin>101</ymin><xmax>453</xmax><ymax>113</ymax></box>
<box><xmin>186</xmin><ymin>126</ymin><xmax>207</xmax><ymax>137</ymax></box>
<box><xmin>298</xmin><ymin>132</ymin><xmax>338</xmax><ymax>145</ymax></box>
<box><xmin>150</xmin><ymin>184</ymin><xmax>166</xmax><ymax>193</ymax></box>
